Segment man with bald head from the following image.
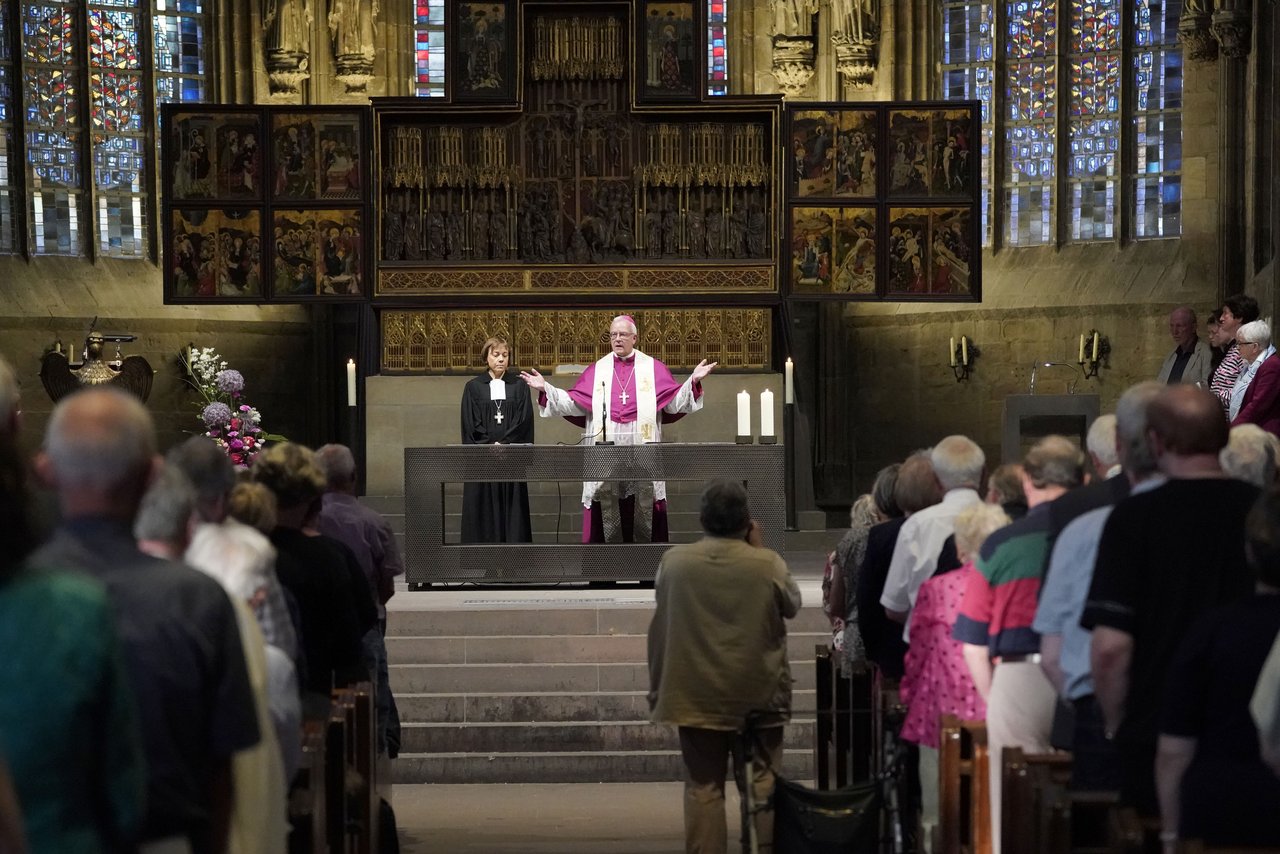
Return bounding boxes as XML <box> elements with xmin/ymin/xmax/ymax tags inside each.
<box><xmin>30</xmin><ymin>388</ymin><xmax>259</xmax><ymax>854</ymax></box>
<box><xmin>1084</xmin><ymin>384</ymin><xmax>1258</xmax><ymax>821</ymax></box>
<box><xmin>521</xmin><ymin>314</ymin><xmax>717</xmax><ymax>543</ymax></box>
<box><xmin>1157</xmin><ymin>307</ymin><xmax>1213</xmax><ymax>386</ymax></box>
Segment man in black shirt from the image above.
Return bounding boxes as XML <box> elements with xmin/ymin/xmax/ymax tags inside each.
<box><xmin>1083</xmin><ymin>385</ymin><xmax>1257</xmax><ymax>816</ymax></box>
<box><xmin>32</xmin><ymin>388</ymin><xmax>260</xmax><ymax>854</ymax></box>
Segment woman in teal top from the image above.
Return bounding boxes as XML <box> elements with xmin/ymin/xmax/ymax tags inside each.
<box><xmin>0</xmin><ymin>435</ymin><xmax>145</xmax><ymax>853</ymax></box>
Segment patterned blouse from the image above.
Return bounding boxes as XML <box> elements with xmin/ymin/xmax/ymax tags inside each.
<box><xmin>899</xmin><ymin>563</ymin><xmax>987</xmax><ymax>749</ymax></box>
<box><xmin>1211</xmin><ymin>342</ymin><xmax>1245</xmax><ymax>412</ymax></box>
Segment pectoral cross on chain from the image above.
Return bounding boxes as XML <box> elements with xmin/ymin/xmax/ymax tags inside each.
<box><xmin>495</xmin><ymin>411</ymin><xmax>504</xmax><ymax>424</ymax></box>
<box><xmin>619</xmin><ymin>390</ymin><xmax>629</xmax><ymax>406</ymax></box>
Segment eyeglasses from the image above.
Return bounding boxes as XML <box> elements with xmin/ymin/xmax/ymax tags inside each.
<box><xmin>1237</xmin><ymin>340</ymin><xmax>1260</xmax><ymax>348</ymax></box>
<box><xmin>610</xmin><ymin>332</ymin><xmax>636</xmax><ymax>339</ymax></box>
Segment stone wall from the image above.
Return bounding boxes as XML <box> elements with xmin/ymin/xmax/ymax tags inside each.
<box><xmin>736</xmin><ymin>0</ymin><xmax>1236</xmax><ymax>504</ymax></box>
<box><xmin>0</xmin><ymin>258</ymin><xmax>317</xmax><ymax>456</ymax></box>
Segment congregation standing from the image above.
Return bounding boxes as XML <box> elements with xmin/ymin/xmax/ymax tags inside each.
<box><xmin>824</xmin><ymin>294</ymin><xmax>1280</xmax><ymax>853</ymax></box>
<box><xmin>0</xmin><ymin>363</ymin><xmax>402</xmax><ymax>854</ymax></box>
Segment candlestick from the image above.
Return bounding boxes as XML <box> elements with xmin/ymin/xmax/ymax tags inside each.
<box><xmin>1091</xmin><ymin>332</ymin><xmax>1100</xmax><ymax>363</ymax></box>
<box><xmin>736</xmin><ymin>390</ymin><xmax>751</xmax><ymax>442</ymax></box>
<box><xmin>760</xmin><ymin>389</ymin><xmax>775</xmax><ymax>438</ymax></box>
<box><xmin>347</xmin><ymin>359</ymin><xmax>357</xmax><ymax>407</ymax></box>
<box><xmin>961</xmin><ymin>336</ymin><xmax>969</xmax><ymax>367</ymax></box>
<box><xmin>949</xmin><ymin>337</ymin><xmax>957</xmax><ymax>368</ymax></box>
<box><xmin>784</xmin><ymin>358</ymin><xmax>794</xmax><ymax>405</ymax></box>
<box><xmin>1078</xmin><ymin>334</ymin><xmax>1086</xmax><ymax>364</ymax></box>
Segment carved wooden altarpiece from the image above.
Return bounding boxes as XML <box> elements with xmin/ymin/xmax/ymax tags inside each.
<box><xmin>372</xmin><ymin>0</ymin><xmax>781</xmax><ymax>374</ymax></box>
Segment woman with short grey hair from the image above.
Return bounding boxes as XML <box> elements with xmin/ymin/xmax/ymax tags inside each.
<box><xmin>1233</xmin><ymin>320</ymin><xmax>1280</xmax><ymax>435</ymax></box>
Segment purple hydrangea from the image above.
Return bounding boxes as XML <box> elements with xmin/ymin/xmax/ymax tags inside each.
<box><xmin>201</xmin><ymin>402</ymin><xmax>233</xmax><ymax>428</ymax></box>
<box><xmin>215</xmin><ymin>369</ymin><xmax>245</xmax><ymax>395</ymax></box>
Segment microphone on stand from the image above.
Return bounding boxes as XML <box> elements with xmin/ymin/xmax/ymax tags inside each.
<box><xmin>597</xmin><ymin>379</ymin><xmax>614</xmax><ymax>445</ymax></box>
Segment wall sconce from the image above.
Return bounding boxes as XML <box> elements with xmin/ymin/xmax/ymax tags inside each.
<box><xmin>1077</xmin><ymin>330</ymin><xmax>1110</xmax><ymax>380</ymax></box>
<box><xmin>179</xmin><ymin>343</ymin><xmax>195</xmax><ymax>379</ymax></box>
<box><xmin>949</xmin><ymin>335</ymin><xmax>977</xmax><ymax>382</ymax></box>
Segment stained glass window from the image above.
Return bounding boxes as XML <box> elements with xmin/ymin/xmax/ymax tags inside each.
<box><xmin>1068</xmin><ymin>0</ymin><xmax>1120</xmax><ymax>240</ymax></box>
<box><xmin>1133</xmin><ymin>0</ymin><xmax>1182</xmax><ymax>238</ymax></box>
<box><xmin>941</xmin><ymin>0</ymin><xmax>1182</xmax><ymax>248</ymax></box>
<box><xmin>707</xmin><ymin>0</ymin><xmax>727</xmax><ymax>96</ymax></box>
<box><xmin>153</xmin><ymin>0</ymin><xmax>206</xmax><ymax>106</ymax></box>
<box><xmin>89</xmin><ymin>0</ymin><xmax>146</xmax><ymax>257</ymax></box>
<box><xmin>0</xmin><ymin>3</ymin><xmax>17</xmax><ymax>252</ymax></box>
<box><xmin>24</xmin><ymin>0</ymin><xmax>83</xmax><ymax>255</ymax></box>
<box><xmin>1</xmin><ymin>0</ymin><xmax>207</xmax><ymax>257</ymax></box>
<box><xmin>414</xmin><ymin>0</ymin><xmax>446</xmax><ymax>97</ymax></box>
<box><xmin>941</xmin><ymin>1</ymin><xmax>994</xmax><ymax>241</ymax></box>
<box><xmin>1005</xmin><ymin>0</ymin><xmax>1056</xmax><ymax>246</ymax></box>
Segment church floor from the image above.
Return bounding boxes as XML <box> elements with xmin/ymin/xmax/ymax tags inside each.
<box><xmin>390</xmin><ymin>781</ymin><xmax>728</xmax><ymax>853</ymax></box>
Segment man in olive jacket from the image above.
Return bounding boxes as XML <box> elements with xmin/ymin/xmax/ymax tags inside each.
<box><xmin>647</xmin><ymin>479</ymin><xmax>802</xmax><ymax>853</ymax></box>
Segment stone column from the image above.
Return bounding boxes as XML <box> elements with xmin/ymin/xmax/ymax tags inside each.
<box><xmin>1213</xmin><ymin>1</ymin><xmax>1252</xmax><ymax>298</ymax></box>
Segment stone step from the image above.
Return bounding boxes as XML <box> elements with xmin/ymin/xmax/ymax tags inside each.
<box><xmin>394</xmin><ymin>689</ymin><xmax>819</xmax><ymax>724</ymax></box>
<box><xmin>386</xmin><ymin>605</ymin><xmax>832</xmax><ymax>638</ymax></box>
<box><xmin>391</xmin><ymin>747</ymin><xmax>815</xmax><ymax>785</ymax></box>
<box><xmin>399</xmin><ymin>719</ymin><xmax>816</xmax><ymax>754</ymax></box>
<box><xmin>389</xmin><ymin>661</ymin><xmax>819</xmax><ymax>695</ymax></box>
<box><xmin>385</xmin><ymin>631</ymin><xmax>829</xmax><ymax>666</ymax></box>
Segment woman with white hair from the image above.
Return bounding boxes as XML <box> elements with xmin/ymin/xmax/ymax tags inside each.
<box><xmin>186</xmin><ymin>522</ymin><xmax>297</xmax><ymax>854</ymax></box>
<box><xmin>1232</xmin><ymin>320</ymin><xmax>1280</xmax><ymax>434</ymax></box>
<box><xmin>1221</xmin><ymin>424</ymin><xmax>1280</xmax><ymax>486</ymax></box>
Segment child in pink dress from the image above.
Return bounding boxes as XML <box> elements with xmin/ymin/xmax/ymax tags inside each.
<box><xmin>900</xmin><ymin>503</ymin><xmax>1010</xmax><ymax>850</ymax></box>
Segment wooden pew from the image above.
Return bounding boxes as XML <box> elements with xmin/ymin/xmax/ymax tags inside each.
<box><xmin>348</xmin><ymin>682</ymin><xmax>379</xmax><ymax>854</ymax></box>
<box><xmin>326</xmin><ymin>694</ymin><xmax>351</xmax><ymax>853</ymax></box>
<box><xmin>815</xmin><ymin>644</ymin><xmax>834</xmax><ymax>788</ymax></box>
<box><xmin>999</xmin><ymin>746</ymin><xmax>1127</xmax><ymax>854</ymax></box>
<box><xmin>1000</xmin><ymin>746</ymin><xmax>1072</xmax><ymax>854</ymax></box>
<box><xmin>289</xmin><ymin>720</ymin><xmax>328</xmax><ymax>854</ymax></box>
<box><xmin>939</xmin><ymin>715</ymin><xmax>991</xmax><ymax>854</ymax></box>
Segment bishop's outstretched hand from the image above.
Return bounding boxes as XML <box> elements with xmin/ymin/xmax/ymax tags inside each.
<box><xmin>690</xmin><ymin>359</ymin><xmax>718</xmax><ymax>384</ymax></box>
<box><xmin>519</xmin><ymin>369</ymin><xmax>546</xmax><ymax>392</ymax></box>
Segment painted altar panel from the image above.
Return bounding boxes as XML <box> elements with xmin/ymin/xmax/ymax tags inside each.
<box><xmin>161</xmin><ymin>104</ymin><xmax>373</xmax><ymax>304</ymax></box>
<box><xmin>783</xmin><ymin>101</ymin><xmax>982</xmax><ymax>301</ymax></box>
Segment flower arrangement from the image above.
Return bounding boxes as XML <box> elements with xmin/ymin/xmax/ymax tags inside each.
<box><xmin>182</xmin><ymin>347</ymin><xmax>286</xmax><ymax>468</ymax></box>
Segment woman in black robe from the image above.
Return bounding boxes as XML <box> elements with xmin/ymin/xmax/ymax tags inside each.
<box><xmin>461</xmin><ymin>336</ymin><xmax>534</xmax><ymax>543</ymax></box>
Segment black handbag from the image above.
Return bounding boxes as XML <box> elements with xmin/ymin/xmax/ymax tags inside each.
<box><xmin>772</xmin><ymin>776</ymin><xmax>882</xmax><ymax>853</ymax></box>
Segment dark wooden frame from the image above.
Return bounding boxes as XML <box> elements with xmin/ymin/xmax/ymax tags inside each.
<box><xmin>162</xmin><ymin>104</ymin><xmax>373</xmax><ymax>305</ymax></box>
<box><xmin>165</xmin><ymin>206</ymin><xmax>267</xmax><ymax>303</ymax></box>
<box><xmin>268</xmin><ymin>206</ymin><xmax>369</xmax><ymax>300</ymax></box>
<box><xmin>450</xmin><ymin>0</ymin><xmax>519</xmax><ymax>103</ymax></box>
<box><xmin>634</xmin><ymin>0</ymin><xmax>703</xmax><ymax>102</ymax></box>
<box><xmin>783</xmin><ymin>100</ymin><xmax>982</xmax><ymax>303</ymax></box>
<box><xmin>268</xmin><ymin>108</ymin><xmax>367</xmax><ymax>204</ymax></box>
<box><xmin>165</xmin><ymin>106</ymin><xmax>267</xmax><ymax>205</ymax></box>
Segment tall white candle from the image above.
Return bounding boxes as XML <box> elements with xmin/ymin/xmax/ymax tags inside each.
<box><xmin>961</xmin><ymin>336</ymin><xmax>969</xmax><ymax>366</ymax></box>
<box><xmin>347</xmin><ymin>359</ymin><xmax>357</xmax><ymax>407</ymax></box>
<box><xmin>737</xmin><ymin>390</ymin><xmax>751</xmax><ymax>436</ymax></box>
<box><xmin>1078</xmin><ymin>334</ymin><xmax>1086</xmax><ymax>364</ymax></box>
<box><xmin>1091</xmin><ymin>332</ymin><xmax>1100</xmax><ymax>362</ymax></box>
<box><xmin>760</xmin><ymin>389</ymin><xmax>775</xmax><ymax>437</ymax></box>
<box><xmin>784</xmin><ymin>358</ymin><xmax>794</xmax><ymax>404</ymax></box>
<box><xmin>949</xmin><ymin>337</ymin><xmax>956</xmax><ymax>368</ymax></box>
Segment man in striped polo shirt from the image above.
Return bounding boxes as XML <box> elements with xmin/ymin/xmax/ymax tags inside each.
<box><xmin>953</xmin><ymin>435</ymin><xmax>1085</xmax><ymax>854</ymax></box>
